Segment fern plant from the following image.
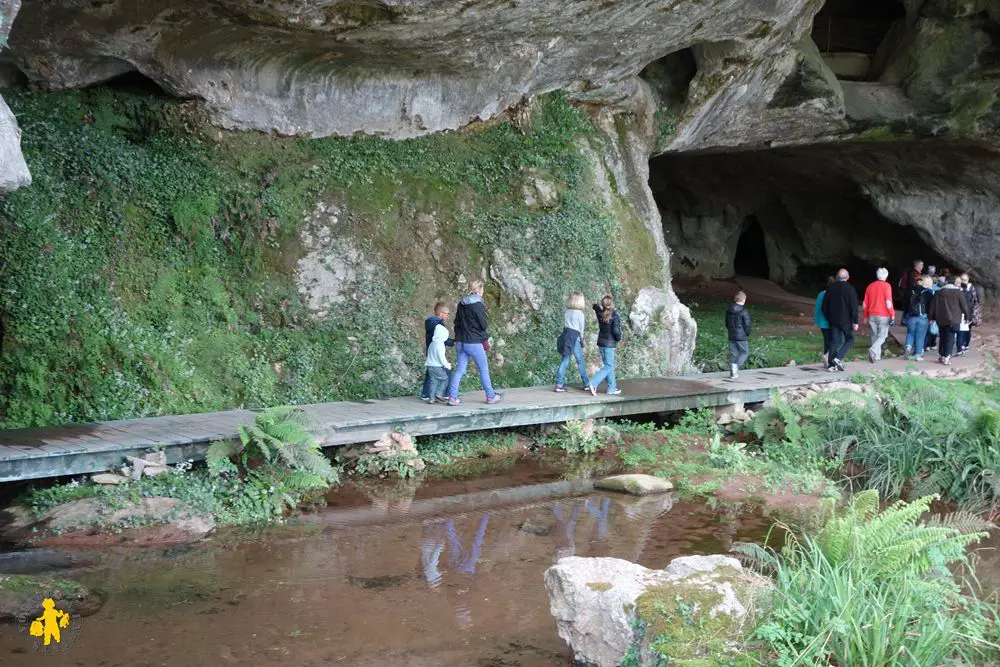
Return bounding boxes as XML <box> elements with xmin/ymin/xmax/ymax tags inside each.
<box><xmin>738</xmin><ymin>491</ymin><xmax>999</xmax><ymax>666</ymax></box>
<box><xmin>206</xmin><ymin>407</ymin><xmax>339</xmax><ymax>518</ymax></box>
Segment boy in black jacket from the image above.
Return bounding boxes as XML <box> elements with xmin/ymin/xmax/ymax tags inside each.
<box><xmin>725</xmin><ymin>291</ymin><xmax>751</xmax><ymax>379</ymax></box>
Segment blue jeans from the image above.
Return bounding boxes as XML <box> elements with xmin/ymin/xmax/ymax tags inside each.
<box><xmin>426</xmin><ymin>366</ymin><xmax>450</xmax><ymax>400</ymax></box>
<box><xmin>905</xmin><ymin>315</ymin><xmax>929</xmax><ymax>355</ymax></box>
<box><xmin>557</xmin><ymin>339</ymin><xmax>589</xmax><ymax>386</ymax></box>
<box><xmin>589</xmin><ymin>347</ymin><xmax>617</xmax><ymax>392</ymax></box>
<box><xmin>447</xmin><ymin>342</ymin><xmax>496</xmax><ymax>400</ymax></box>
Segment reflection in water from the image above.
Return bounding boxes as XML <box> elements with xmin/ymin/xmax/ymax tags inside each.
<box><xmin>0</xmin><ymin>476</ymin><xmax>773</xmax><ymax>667</ymax></box>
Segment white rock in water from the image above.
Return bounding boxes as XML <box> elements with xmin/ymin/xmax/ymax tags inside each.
<box><xmin>91</xmin><ymin>473</ymin><xmax>128</xmax><ymax>485</ymax></box>
<box><xmin>595</xmin><ymin>474</ymin><xmax>672</xmax><ymax>496</ymax></box>
<box><xmin>545</xmin><ymin>555</ymin><xmax>771</xmax><ymax>667</ymax></box>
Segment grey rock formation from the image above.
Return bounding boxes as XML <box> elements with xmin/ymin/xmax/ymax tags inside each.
<box><xmin>651</xmin><ymin>141</ymin><xmax>1000</xmax><ymax>289</ymax></box>
<box><xmin>545</xmin><ymin>555</ymin><xmax>771</xmax><ymax>666</ymax></box>
<box><xmin>7</xmin><ymin>0</ymin><xmax>823</xmax><ymax>140</ymax></box>
<box><xmin>595</xmin><ymin>474</ymin><xmax>674</xmax><ymax>496</ymax></box>
<box><xmin>0</xmin><ymin>0</ymin><xmax>29</xmax><ymax>192</ymax></box>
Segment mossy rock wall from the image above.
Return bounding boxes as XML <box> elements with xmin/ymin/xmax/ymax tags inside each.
<box><xmin>0</xmin><ymin>89</ymin><xmax>669</xmax><ymax>428</ymax></box>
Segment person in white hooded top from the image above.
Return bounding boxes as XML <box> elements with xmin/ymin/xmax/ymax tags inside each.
<box><xmin>424</xmin><ymin>322</ymin><xmax>453</xmax><ymax>404</ymax></box>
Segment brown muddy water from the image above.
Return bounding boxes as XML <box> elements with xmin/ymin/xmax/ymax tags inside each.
<box><xmin>0</xmin><ymin>462</ymin><xmax>781</xmax><ymax>666</ymax></box>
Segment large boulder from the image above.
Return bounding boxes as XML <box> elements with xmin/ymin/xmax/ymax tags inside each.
<box><xmin>0</xmin><ymin>574</ymin><xmax>103</xmax><ymax>621</ymax></box>
<box><xmin>2</xmin><ymin>497</ymin><xmax>214</xmax><ymax>547</ymax></box>
<box><xmin>628</xmin><ymin>287</ymin><xmax>698</xmax><ymax>375</ymax></box>
<box><xmin>545</xmin><ymin>555</ymin><xmax>771</xmax><ymax>666</ymax></box>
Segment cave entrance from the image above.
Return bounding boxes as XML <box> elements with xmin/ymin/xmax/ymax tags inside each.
<box><xmin>648</xmin><ymin>141</ymin><xmax>957</xmax><ymax>299</ymax></box>
<box><xmin>812</xmin><ymin>0</ymin><xmax>906</xmax><ymax>80</ymax></box>
<box><xmin>734</xmin><ymin>217</ymin><xmax>769</xmax><ymax>279</ymax></box>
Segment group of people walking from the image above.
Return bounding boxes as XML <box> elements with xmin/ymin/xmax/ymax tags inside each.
<box><xmin>420</xmin><ymin>281</ymin><xmax>622</xmax><ymax>405</ymax></box>
<box><xmin>812</xmin><ymin>262</ymin><xmax>982</xmax><ymax>370</ymax></box>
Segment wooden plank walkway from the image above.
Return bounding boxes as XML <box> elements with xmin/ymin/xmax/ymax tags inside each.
<box><xmin>0</xmin><ymin>353</ymin><xmax>977</xmax><ymax>483</ymax></box>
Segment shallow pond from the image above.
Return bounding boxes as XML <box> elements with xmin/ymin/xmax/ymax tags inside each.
<box><xmin>0</xmin><ymin>463</ymin><xmax>784</xmax><ymax>665</ymax></box>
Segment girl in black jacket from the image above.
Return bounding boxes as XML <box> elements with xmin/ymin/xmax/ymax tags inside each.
<box><xmin>445</xmin><ymin>280</ymin><xmax>504</xmax><ymax>405</ymax></box>
<box><xmin>586</xmin><ymin>295</ymin><xmax>623</xmax><ymax>395</ymax></box>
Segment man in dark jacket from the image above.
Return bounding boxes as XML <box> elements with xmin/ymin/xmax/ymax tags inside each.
<box><xmin>420</xmin><ymin>302</ymin><xmax>455</xmax><ymax>400</ymax></box>
<box><xmin>929</xmin><ymin>275</ymin><xmax>970</xmax><ymax>365</ymax></box>
<box><xmin>822</xmin><ymin>269</ymin><xmax>859</xmax><ymax>372</ymax></box>
<box><xmin>725</xmin><ymin>291</ymin><xmax>752</xmax><ymax>379</ymax></box>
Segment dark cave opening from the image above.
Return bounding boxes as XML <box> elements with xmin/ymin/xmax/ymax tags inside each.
<box><xmin>734</xmin><ymin>217</ymin><xmax>769</xmax><ymax>279</ymax></box>
<box><xmin>99</xmin><ymin>70</ymin><xmax>167</xmax><ymax>96</ymax></box>
<box><xmin>649</xmin><ymin>141</ymin><xmax>955</xmax><ymax>299</ymax></box>
<box><xmin>812</xmin><ymin>0</ymin><xmax>907</xmax><ymax>80</ymax></box>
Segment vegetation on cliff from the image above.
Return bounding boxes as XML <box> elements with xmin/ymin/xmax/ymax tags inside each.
<box><xmin>0</xmin><ymin>87</ymin><xmax>662</xmax><ymax>428</ymax></box>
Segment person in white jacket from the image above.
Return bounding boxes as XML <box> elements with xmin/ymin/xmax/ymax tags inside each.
<box><xmin>425</xmin><ymin>322</ymin><xmax>453</xmax><ymax>403</ymax></box>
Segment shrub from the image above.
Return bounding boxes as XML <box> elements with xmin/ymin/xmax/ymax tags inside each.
<box><xmin>739</xmin><ymin>491</ymin><xmax>999</xmax><ymax>666</ymax></box>
<box><xmin>747</xmin><ymin>376</ymin><xmax>1000</xmax><ymax>512</ymax></box>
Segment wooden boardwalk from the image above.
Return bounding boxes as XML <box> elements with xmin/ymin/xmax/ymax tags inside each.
<box><xmin>0</xmin><ymin>355</ymin><xmax>975</xmax><ymax>483</ymax></box>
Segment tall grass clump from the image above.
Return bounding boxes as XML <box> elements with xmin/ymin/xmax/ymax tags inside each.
<box><xmin>749</xmin><ymin>375</ymin><xmax>1000</xmax><ymax>513</ymax></box>
<box><xmin>738</xmin><ymin>490</ymin><xmax>999</xmax><ymax>666</ymax></box>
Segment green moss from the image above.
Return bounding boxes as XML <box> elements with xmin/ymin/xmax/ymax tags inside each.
<box><xmin>0</xmin><ymin>87</ymin><xmax>650</xmax><ymax>427</ymax></box>
<box><xmin>0</xmin><ymin>574</ymin><xmax>86</xmax><ymax>597</ymax></box>
<box><xmin>633</xmin><ymin>568</ymin><xmax>757</xmax><ymax>664</ymax></box>
<box><xmin>587</xmin><ymin>581</ymin><xmax>614</xmax><ymax>592</ymax></box>
<box><xmin>747</xmin><ymin>21</ymin><xmax>773</xmax><ymax>39</ymax></box>
<box><xmin>950</xmin><ymin>85</ymin><xmax>997</xmax><ymax>136</ymax></box>
<box><xmin>324</xmin><ymin>2</ymin><xmax>408</xmax><ymax>25</ymax></box>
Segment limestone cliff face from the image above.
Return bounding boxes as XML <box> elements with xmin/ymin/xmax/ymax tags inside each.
<box><xmin>0</xmin><ymin>0</ymin><xmax>29</xmax><ymax>191</ymax></box>
<box><xmin>6</xmin><ymin>0</ymin><xmax>820</xmax><ymax>140</ymax></box>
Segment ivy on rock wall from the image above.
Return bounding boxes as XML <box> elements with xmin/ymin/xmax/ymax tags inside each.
<box><xmin>0</xmin><ymin>88</ymin><xmax>663</xmax><ymax>428</ymax></box>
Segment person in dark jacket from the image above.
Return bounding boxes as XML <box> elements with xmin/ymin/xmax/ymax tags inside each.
<box><xmin>587</xmin><ymin>295</ymin><xmax>623</xmax><ymax>395</ymax></box>
<box><xmin>725</xmin><ymin>291</ymin><xmax>752</xmax><ymax>379</ymax></box>
<box><xmin>822</xmin><ymin>269</ymin><xmax>859</xmax><ymax>372</ymax></box>
<box><xmin>957</xmin><ymin>273</ymin><xmax>983</xmax><ymax>355</ymax></box>
<box><xmin>446</xmin><ymin>280</ymin><xmax>504</xmax><ymax>405</ymax></box>
<box><xmin>903</xmin><ymin>276</ymin><xmax>934</xmax><ymax>360</ymax></box>
<box><xmin>929</xmin><ymin>274</ymin><xmax>970</xmax><ymax>365</ymax></box>
<box><xmin>420</xmin><ymin>302</ymin><xmax>455</xmax><ymax>400</ymax></box>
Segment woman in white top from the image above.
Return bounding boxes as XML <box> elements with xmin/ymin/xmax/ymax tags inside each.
<box><xmin>555</xmin><ymin>292</ymin><xmax>590</xmax><ymax>392</ymax></box>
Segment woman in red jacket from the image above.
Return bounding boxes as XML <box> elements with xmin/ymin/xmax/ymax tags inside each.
<box><xmin>863</xmin><ymin>267</ymin><xmax>895</xmax><ymax>364</ymax></box>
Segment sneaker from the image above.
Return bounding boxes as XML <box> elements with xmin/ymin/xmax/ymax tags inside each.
<box><xmin>424</xmin><ymin>397</ymin><xmax>434</xmax><ymax>404</ymax></box>
<box><xmin>904</xmin><ymin>346</ymin><xmax>913</xmax><ymax>356</ymax></box>
<box><xmin>486</xmin><ymin>392</ymin><xmax>505</xmax><ymax>405</ymax></box>
<box><xmin>827</xmin><ymin>366</ymin><xmax>839</xmax><ymax>373</ymax></box>
<box><xmin>447</xmin><ymin>397</ymin><xmax>462</xmax><ymax>406</ymax></box>
<box><xmin>435</xmin><ymin>395</ymin><xmax>447</xmax><ymax>402</ymax></box>
<box><xmin>555</xmin><ymin>384</ymin><xmax>566</xmax><ymax>393</ymax></box>
<box><xmin>915</xmin><ymin>356</ymin><xmax>924</xmax><ymax>361</ymax></box>
<box><xmin>580</xmin><ymin>385</ymin><xmax>589</xmax><ymax>392</ymax></box>
<box><xmin>588</xmin><ymin>384</ymin><xmax>597</xmax><ymax>397</ymax></box>
<box><xmin>834</xmin><ymin>358</ymin><xmax>845</xmax><ymax>372</ymax></box>
<box><xmin>606</xmin><ymin>389</ymin><xmax>622</xmax><ymax>395</ymax></box>
<box><xmin>821</xmin><ymin>352</ymin><xmax>828</xmax><ymax>366</ymax></box>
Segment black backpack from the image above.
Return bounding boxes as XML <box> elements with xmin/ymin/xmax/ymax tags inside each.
<box><xmin>906</xmin><ymin>287</ymin><xmax>926</xmax><ymax>317</ymax></box>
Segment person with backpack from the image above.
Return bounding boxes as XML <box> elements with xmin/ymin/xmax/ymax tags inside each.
<box><xmin>903</xmin><ymin>275</ymin><xmax>934</xmax><ymax>361</ymax></box>
<box><xmin>896</xmin><ymin>259</ymin><xmax>924</xmax><ymax>319</ymax></box>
